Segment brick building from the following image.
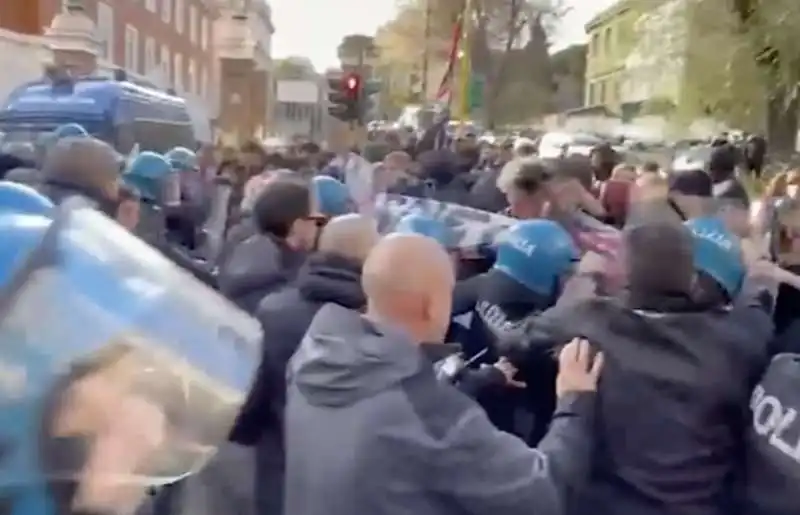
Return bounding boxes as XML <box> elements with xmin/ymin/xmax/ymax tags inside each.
<box><xmin>0</xmin><ymin>0</ymin><xmax>274</xmax><ymax>143</ymax></box>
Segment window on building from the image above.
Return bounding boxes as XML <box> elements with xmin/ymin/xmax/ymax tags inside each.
<box><xmin>175</xmin><ymin>0</ymin><xmax>184</xmax><ymax>33</ymax></box>
<box><xmin>161</xmin><ymin>0</ymin><xmax>172</xmax><ymax>23</ymax></box>
<box><xmin>144</xmin><ymin>37</ymin><xmax>156</xmax><ymax>73</ymax></box>
<box><xmin>591</xmin><ymin>34</ymin><xmax>599</xmax><ymax>55</ymax></box>
<box><xmin>199</xmin><ymin>67</ymin><xmax>207</xmax><ymax>98</ymax></box>
<box><xmin>160</xmin><ymin>45</ymin><xmax>170</xmax><ymax>79</ymax></box>
<box><xmin>200</xmin><ymin>16</ymin><xmax>208</xmax><ymax>50</ymax></box>
<box><xmin>96</xmin><ymin>3</ymin><xmax>114</xmax><ymax>62</ymax></box>
<box><xmin>125</xmin><ymin>25</ymin><xmax>139</xmax><ymax>73</ymax></box>
<box><xmin>587</xmin><ymin>83</ymin><xmax>595</xmax><ymax>106</ymax></box>
<box><xmin>604</xmin><ymin>28</ymin><xmax>612</xmax><ymax>54</ymax></box>
<box><xmin>145</xmin><ymin>0</ymin><xmax>156</xmax><ymax>12</ymax></box>
<box><xmin>174</xmin><ymin>53</ymin><xmax>183</xmax><ymax>91</ymax></box>
<box><xmin>189</xmin><ymin>6</ymin><xmax>197</xmax><ymax>44</ymax></box>
<box><xmin>187</xmin><ymin>60</ymin><xmax>196</xmax><ymax>94</ymax></box>
<box><xmin>599</xmin><ymin>81</ymin><xmax>606</xmax><ymax>105</ymax></box>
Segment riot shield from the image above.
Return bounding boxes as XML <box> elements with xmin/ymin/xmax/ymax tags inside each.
<box><xmin>0</xmin><ymin>201</ymin><xmax>261</xmax><ymax>515</ymax></box>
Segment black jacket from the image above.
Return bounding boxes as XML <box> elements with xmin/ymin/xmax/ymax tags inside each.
<box><xmin>217</xmin><ymin>232</ymin><xmax>307</xmax><ymax>313</ymax></box>
<box><xmin>525</xmin><ymin>287</ymin><xmax>772</xmax><ymax>515</ymax></box>
<box><xmin>458</xmin><ymin>270</ymin><xmax>559</xmax><ymax>445</ymax></box>
<box><xmin>469</xmin><ymin>167</ymin><xmax>508</xmax><ymax>213</ymax></box>
<box><xmin>229</xmin><ymin>253</ymin><xmax>365</xmax><ymax>515</ymax></box>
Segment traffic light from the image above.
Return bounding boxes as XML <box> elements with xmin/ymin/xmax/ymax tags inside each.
<box><xmin>360</xmin><ymin>79</ymin><xmax>381</xmax><ymax>120</ymax></box>
<box><xmin>327</xmin><ymin>73</ymin><xmax>382</xmax><ymax>123</ymax></box>
<box><xmin>328</xmin><ymin>72</ymin><xmax>361</xmax><ymax>122</ymax></box>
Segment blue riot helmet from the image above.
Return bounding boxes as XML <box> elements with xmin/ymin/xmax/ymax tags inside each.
<box><xmin>684</xmin><ymin>216</ymin><xmax>745</xmax><ymax>300</ymax></box>
<box><xmin>312</xmin><ymin>175</ymin><xmax>354</xmax><ymax>218</ymax></box>
<box><xmin>0</xmin><ymin>182</ymin><xmax>53</xmax><ymax>216</ymax></box>
<box><xmin>123</xmin><ymin>151</ymin><xmax>173</xmax><ymax>202</ymax></box>
<box><xmin>165</xmin><ymin>146</ymin><xmax>198</xmax><ymax>172</ymax></box>
<box><xmin>493</xmin><ymin>219</ymin><xmax>580</xmax><ymax>297</ymax></box>
<box><xmin>0</xmin><ymin>202</ymin><xmax>261</xmax><ymax>514</ymax></box>
<box><xmin>394</xmin><ymin>213</ymin><xmax>450</xmax><ymax>248</ymax></box>
<box><xmin>52</xmin><ymin>123</ymin><xmax>88</xmax><ymax>141</ymax></box>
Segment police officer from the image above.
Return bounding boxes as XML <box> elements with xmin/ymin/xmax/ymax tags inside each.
<box><xmin>456</xmin><ymin>219</ymin><xmax>580</xmax><ymax>444</ymax></box>
<box><xmin>123</xmin><ymin>151</ymin><xmax>216</xmax><ymax>287</ymax></box>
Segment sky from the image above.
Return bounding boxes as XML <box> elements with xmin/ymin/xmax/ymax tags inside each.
<box><xmin>268</xmin><ymin>0</ymin><xmax>619</xmax><ymax>71</ymax></box>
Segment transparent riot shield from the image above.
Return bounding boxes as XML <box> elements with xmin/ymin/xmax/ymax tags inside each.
<box><xmin>0</xmin><ymin>200</ymin><xmax>261</xmax><ymax>515</ymax></box>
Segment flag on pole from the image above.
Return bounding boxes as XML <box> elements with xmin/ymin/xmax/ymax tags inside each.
<box><xmin>435</xmin><ymin>14</ymin><xmax>463</xmax><ymax>101</ymax></box>
<box><xmin>457</xmin><ymin>0</ymin><xmax>472</xmax><ymax>119</ymax></box>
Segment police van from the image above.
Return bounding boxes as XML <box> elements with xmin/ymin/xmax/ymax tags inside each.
<box><xmin>0</xmin><ymin>68</ymin><xmax>196</xmax><ymax>155</ymax></box>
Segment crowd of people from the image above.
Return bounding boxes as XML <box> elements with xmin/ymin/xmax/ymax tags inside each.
<box><xmin>0</xmin><ymin>118</ymin><xmax>798</xmax><ymax>515</ymax></box>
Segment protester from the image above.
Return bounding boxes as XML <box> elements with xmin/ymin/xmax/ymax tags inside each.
<box><xmin>499</xmin><ymin>158</ymin><xmax>604</xmax><ymax>220</ymax></box>
<box><xmin>415</xmin><ymin>149</ymin><xmax>472</xmax><ymax>204</ymax></box>
<box><xmin>709</xmin><ymin>143</ymin><xmax>750</xmax><ymax>208</ymax></box>
<box><xmin>743</xmin><ymin>133</ymin><xmax>767</xmax><ymax>179</ymax></box>
<box><xmin>517</xmin><ymin>218</ymin><xmax>773</xmax><ymax>515</ymax></box>
<box><xmin>228</xmin><ymin>214</ymin><xmax>378</xmax><ymax>515</ymax></box>
<box><xmin>218</xmin><ymin>177</ymin><xmax>320</xmax><ymax>312</ymax></box>
<box><xmin>283</xmin><ymin>233</ymin><xmax>603</xmax><ymax>515</ymax></box>
<box><xmin>589</xmin><ymin>141</ymin><xmax>619</xmax><ymax>182</ymax></box>
<box><xmin>469</xmin><ymin>154</ymin><xmax>511</xmax><ymax>213</ymax></box>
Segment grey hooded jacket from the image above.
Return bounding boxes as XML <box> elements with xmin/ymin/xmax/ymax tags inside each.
<box><xmin>284</xmin><ymin>303</ymin><xmax>595</xmax><ymax>515</ymax></box>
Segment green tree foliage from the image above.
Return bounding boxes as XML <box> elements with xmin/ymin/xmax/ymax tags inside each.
<box><xmin>680</xmin><ymin>0</ymin><xmax>800</xmax><ymax>153</ymax></box>
<box><xmin>274</xmin><ymin>57</ymin><xmax>316</xmax><ymax>80</ymax></box>
<box><xmin>337</xmin><ymin>34</ymin><xmax>378</xmax><ymax>62</ymax></box>
<box><xmin>384</xmin><ymin>0</ymin><xmax>565</xmax><ymax>127</ymax></box>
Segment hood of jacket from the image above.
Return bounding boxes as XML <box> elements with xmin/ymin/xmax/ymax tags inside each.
<box><xmin>297</xmin><ymin>253</ymin><xmax>365</xmax><ymax>310</ymax></box>
<box><xmin>289</xmin><ymin>304</ymin><xmax>429</xmax><ymax>407</ymax></box>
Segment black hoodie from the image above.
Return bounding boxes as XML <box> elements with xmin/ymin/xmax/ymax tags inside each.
<box><xmin>230</xmin><ymin>253</ymin><xmax>365</xmax><ymax>445</ymax></box>
<box><xmin>229</xmin><ymin>253</ymin><xmax>365</xmax><ymax>515</ymax></box>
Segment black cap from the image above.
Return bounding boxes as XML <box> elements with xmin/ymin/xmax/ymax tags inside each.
<box><xmin>668</xmin><ymin>169</ymin><xmax>712</xmax><ymax>197</ymax></box>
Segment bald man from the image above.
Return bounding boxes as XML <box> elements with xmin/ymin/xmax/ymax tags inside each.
<box><xmin>38</xmin><ymin>137</ymin><xmax>121</xmax><ymax>216</ymax></box>
<box><xmin>283</xmin><ymin>233</ymin><xmax>601</xmax><ymax>515</ymax></box>
<box><xmin>229</xmin><ymin>214</ymin><xmax>379</xmax><ymax>515</ymax></box>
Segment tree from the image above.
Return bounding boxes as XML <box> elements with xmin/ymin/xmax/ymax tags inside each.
<box><xmin>680</xmin><ymin>0</ymin><xmax>800</xmax><ymax>154</ymax></box>
<box><xmin>337</xmin><ymin>34</ymin><xmax>378</xmax><ymax>63</ymax></box>
<box><xmin>549</xmin><ymin>44</ymin><xmax>586</xmax><ymax>112</ymax></box>
<box><xmin>274</xmin><ymin>57</ymin><xmax>316</xmax><ymax>80</ymax></box>
<box><xmin>384</xmin><ymin>0</ymin><xmax>564</xmax><ymax>126</ymax></box>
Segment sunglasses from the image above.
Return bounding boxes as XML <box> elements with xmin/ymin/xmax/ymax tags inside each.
<box><xmin>305</xmin><ymin>215</ymin><xmax>328</xmax><ymax>227</ymax></box>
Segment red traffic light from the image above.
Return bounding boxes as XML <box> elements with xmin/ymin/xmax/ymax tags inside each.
<box><xmin>344</xmin><ymin>73</ymin><xmax>361</xmax><ymax>97</ymax></box>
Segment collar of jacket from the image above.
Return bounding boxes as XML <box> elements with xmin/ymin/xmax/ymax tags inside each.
<box><xmin>297</xmin><ymin>252</ymin><xmax>365</xmax><ymax>309</ymax></box>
